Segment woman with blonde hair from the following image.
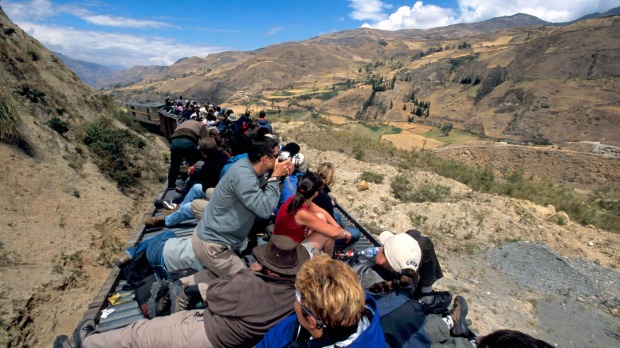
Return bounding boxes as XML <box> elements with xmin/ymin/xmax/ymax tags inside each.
<box><xmin>257</xmin><ymin>255</ymin><xmax>385</xmax><ymax>347</ymax></box>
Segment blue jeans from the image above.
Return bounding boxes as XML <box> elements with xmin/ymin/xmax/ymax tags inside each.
<box><xmin>164</xmin><ymin>202</ymin><xmax>194</xmax><ymax>226</ymax></box>
<box><xmin>167</xmin><ymin>138</ymin><xmax>199</xmax><ymax>188</ymax></box>
<box><xmin>126</xmin><ymin>232</ymin><xmax>176</xmax><ymax>276</ymax></box>
<box><xmin>181</xmin><ymin>184</ymin><xmax>205</xmax><ymax>205</ymax></box>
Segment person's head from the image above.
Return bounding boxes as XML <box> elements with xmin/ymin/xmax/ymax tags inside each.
<box><xmin>295</xmin><ymin>255</ymin><xmax>365</xmax><ymax>338</ymax></box>
<box><xmin>317</xmin><ymin>162</ymin><xmax>335</xmax><ymax>188</ymax></box>
<box><xmin>252</xmin><ymin>235</ymin><xmax>310</xmax><ymax>277</ymax></box>
<box><xmin>248</xmin><ymin>135</ymin><xmax>280</xmax><ymax>170</ymax></box>
<box><xmin>198</xmin><ymin>137</ymin><xmax>217</xmax><ymax>158</ymax></box>
<box><xmin>477</xmin><ymin>330</ymin><xmax>554</xmax><ymax>348</ymax></box>
<box><xmin>229</xmin><ymin>133</ymin><xmax>250</xmax><ymax>156</ymax></box>
<box><xmin>375</xmin><ymin>231</ymin><xmax>421</xmax><ymax>278</ymax></box>
<box><xmin>259</xmin><ymin>110</ymin><xmax>266</xmax><ymax>119</ymax></box>
<box><xmin>288</xmin><ymin>171</ymin><xmax>323</xmax><ymax>214</ymax></box>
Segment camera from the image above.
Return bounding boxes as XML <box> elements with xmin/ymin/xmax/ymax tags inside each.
<box><xmin>278</xmin><ymin>151</ymin><xmax>290</xmax><ymax>162</ymax></box>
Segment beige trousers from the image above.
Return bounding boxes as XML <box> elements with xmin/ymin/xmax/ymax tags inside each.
<box><xmin>83</xmin><ymin>310</ymin><xmax>212</xmax><ymax>348</ymax></box>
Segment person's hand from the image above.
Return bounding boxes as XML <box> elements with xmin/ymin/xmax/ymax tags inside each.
<box><xmin>272</xmin><ymin>158</ymin><xmax>294</xmax><ymax>177</ymax></box>
<box><xmin>250</xmin><ymin>262</ymin><xmax>263</xmax><ymax>271</ymax></box>
<box><xmin>344</xmin><ymin>231</ymin><xmax>351</xmax><ymax>242</ymax></box>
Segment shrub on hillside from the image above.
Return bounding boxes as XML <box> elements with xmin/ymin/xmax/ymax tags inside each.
<box><xmin>0</xmin><ymin>90</ymin><xmax>20</xmax><ymax>142</ymax></box>
<box><xmin>359</xmin><ymin>171</ymin><xmax>384</xmax><ymax>184</ymax></box>
<box><xmin>82</xmin><ymin>117</ymin><xmax>146</xmax><ymax>189</ymax></box>
<box><xmin>48</xmin><ymin>117</ymin><xmax>69</xmax><ymax>135</ymax></box>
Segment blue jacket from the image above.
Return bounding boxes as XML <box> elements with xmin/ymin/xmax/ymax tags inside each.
<box><xmin>371</xmin><ymin>291</ymin><xmax>431</xmax><ymax>348</ymax></box>
<box><xmin>257</xmin><ymin>295</ymin><xmax>386</xmax><ymax>348</ymax></box>
<box><xmin>220</xmin><ymin>153</ymin><xmax>248</xmax><ymax>179</ymax></box>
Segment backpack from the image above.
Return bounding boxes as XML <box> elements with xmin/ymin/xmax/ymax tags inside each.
<box><xmin>135</xmin><ymin>268</ymin><xmax>198</xmax><ymax>318</ymax></box>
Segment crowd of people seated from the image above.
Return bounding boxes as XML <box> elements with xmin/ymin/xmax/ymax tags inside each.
<box><xmin>68</xmin><ymin>101</ymin><xmax>553</xmax><ymax>348</ymax></box>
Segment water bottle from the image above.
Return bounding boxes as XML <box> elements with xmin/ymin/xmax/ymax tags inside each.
<box><xmin>360</xmin><ymin>246</ymin><xmax>379</xmax><ymax>258</ymax></box>
<box><xmin>336</xmin><ymin>247</ymin><xmax>379</xmax><ymax>260</ymax></box>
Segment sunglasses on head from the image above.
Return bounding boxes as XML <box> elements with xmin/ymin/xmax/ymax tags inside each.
<box><xmin>295</xmin><ymin>290</ymin><xmax>328</xmax><ymax>329</ymax></box>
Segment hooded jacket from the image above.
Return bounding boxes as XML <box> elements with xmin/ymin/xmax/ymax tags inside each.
<box><xmin>257</xmin><ymin>294</ymin><xmax>386</xmax><ymax>348</ymax></box>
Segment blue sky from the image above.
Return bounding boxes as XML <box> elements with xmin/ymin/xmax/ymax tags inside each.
<box><xmin>2</xmin><ymin>0</ymin><xmax>618</xmax><ymax>68</ymax></box>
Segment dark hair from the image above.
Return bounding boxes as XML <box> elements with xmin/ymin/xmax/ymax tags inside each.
<box><xmin>259</xmin><ymin>110</ymin><xmax>266</xmax><ymax>118</ymax></box>
<box><xmin>477</xmin><ymin>330</ymin><xmax>554</xmax><ymax>348</ymax></box>
<box><xmin>206</xmin><ymin>112</ymin><xmax>216</xmax><ymax>121</ymax></box>
<box><xmin>288</xmin><ymin>171</ymin><xmax>323</xmax><ymax>214</ymax></box>
<box><xmin>229</xmin><ymin>133</ymin><xmax>250</xmax><ymax>156</ymax></box>
<box><xmin>248</xmin><ymin>136</ymin><xmax>279</xmax><ymax>163</ymax></box>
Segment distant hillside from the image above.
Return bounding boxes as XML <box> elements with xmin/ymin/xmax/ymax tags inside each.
<box><xmin>53</xmin><ymin>51</ymin><xmax>121</xmax><ymax>88</ymax></box>
<box><xmin>95</xmin><ymin>64</ymin><xmax>166</xmax><ymax>90</ymax></box>
<box><xmin>109</xmin><ymin>13</ymin><xmax>620</xmax><ymax>145</ymax></box>
<box><xmin>569</xmin><ymin>5</ymin><xmax>620</xmax><ymax>23</ymax></box>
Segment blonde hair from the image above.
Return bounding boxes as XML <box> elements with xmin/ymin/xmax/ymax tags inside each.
<box><xmin>295</xmin><ymin>255</ymin><xmax>365</xmax><ymax>328</ymax></box>
<box><xmin>316</xmin><ymin>162</ymin><xmax>335</xmax><ymax>187</ymax></box>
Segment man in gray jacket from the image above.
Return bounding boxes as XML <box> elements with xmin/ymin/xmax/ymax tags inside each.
<box><xmin>192</xmin><ymin>135</ymin><xmax>294</xmax><ymax>281</ymax></box>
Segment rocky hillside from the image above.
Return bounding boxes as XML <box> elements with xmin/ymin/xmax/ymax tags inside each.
<box><xmin>0</xmin><ymin>7</ymin><xmax>165</xmax><ymax>346</ymax></box>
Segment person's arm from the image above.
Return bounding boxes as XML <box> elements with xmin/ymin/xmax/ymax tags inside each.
<box><xmin>308</xmin><ymin>202</ymin><xmax>339</xmax><ymax>227</ymax></box>
<box><xmin>234</xmin><ymin>172</ymin><xmax>280</xmax><ymax>219</ymax></box>
<box><xmin>295</xmin><ymin>209</ymin><xmax>350</xmax><ymax>241</ymax></box>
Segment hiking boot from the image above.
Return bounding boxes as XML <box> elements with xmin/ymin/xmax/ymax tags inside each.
<box><xmin>144</xmin><ymin>216</ymin><xmax>166</xmax><ymax>228</ymax></box>
<box><xmin>72</xmin><ymin>319</ymin><xmax>95</xmax><ymax>348</ymax></box>
<box><xmin>419</xmin><ymin>291</ymin><xmax>452</xmax><ymax>315</ymax></box>
<box><xmin>449</xmin><ymin>295</ymin><xmax>469</xmax><ymax>337</ymax></box>
<box><xmin>169</xmin><ymin>280</ymin><xmax>190</xmax><ymax>313</ymax></box>
<box><xmin>113</xmin><ymin>251</ymin><xmax>131</xmax><ymax>268</ymax></box>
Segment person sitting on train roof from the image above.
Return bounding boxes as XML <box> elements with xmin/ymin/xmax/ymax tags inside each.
<box><xmin>256</xmin><ymin>254</ymin><xmax>385</xmax><ymax>348</ymax></box>
<box><xmin>313</xmin><ymin>162</ymin><xmax>362</xmax><ymax>248</ymax></box>
<box><xmin>78</xmin><ymin>235</ymin><xmax>310</xmax><ymax>348</ymax></box>
<box><xmin>166</xmin><ymin>118</ymin><xmax>205</xmax><ymax>189</ymax></box>
<box><xmin>353</xmin><ymin>230</ymin><xmax>475</xmax><ymax>347</ymax></box>
<box><xmin>191</xmin><ymin>135</ymin><xmax>294</xmax><ymax>282</ymax></box>
<box><xmin>146</xmin><ymin>137</ymin><xmax>229</xmax><ymax>228</ymax></box>
<box><xmin>272</xmin><ymin>171</ymin><xmax>351</xmax><ymax>258</ymax></box>
<box><xmin>257</xmin><ymin>110</ymin><xmax>273</xmax><ymax>133</ymax></box>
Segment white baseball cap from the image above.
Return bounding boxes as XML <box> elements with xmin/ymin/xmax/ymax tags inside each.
<box><xmin>379</xmin><ymin>231</ymin><xmax>422</xmax><ymax>273</ymax></box>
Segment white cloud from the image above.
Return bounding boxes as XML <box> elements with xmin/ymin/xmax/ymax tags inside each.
<box><xmin>3</xmin><ymin>0</ymin><xmax>55</xmax><ymax>21</ymax></box>
<box><xmin>355</xmin><ymin>0</ymin><xmax>620</xmax><ymax>30</ymax></box>
<box><xmin>18</xmin><ymin>22</ymin><xmax>225</xmax><ymax>67</ymax></box>
<box><xmin>348</xmin><ymin>0</ymin><xmax>393</xmax><ymax>21</ymax></box>
<box><xmin>266</xmin><ymin>26</ymin><xmax>284</xmax><ymax>35</ymax></box>
<box><xmin>82</xmin><ymin>15</ymin><xmax>177</xmax><ymax>29</ymax></box>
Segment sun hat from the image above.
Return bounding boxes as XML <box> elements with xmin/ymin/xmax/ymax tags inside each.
<box><xmin>379</xmin><ymin>231</ymin><xmax>422</xmax><ymax>273</ymax></box>
<box><xmin>253</xmin><ymin>235</ymin><xmax>310</xmax><ymax>276</ymax></box>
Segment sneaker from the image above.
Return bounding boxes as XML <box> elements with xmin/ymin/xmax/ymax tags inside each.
<box><xmin>169</xmin><ymin>280</ymin><xmax>190</xmax><ymax>313</ymax></box>
<box><xmin>144</xmin><ymin>216</ymin><xmax>166</xmax><ymax>228</ymax></box>
<box><xmin>162</xmin><ymin>201</ymin><xmax>178</xmax><ymax>210</ymax></box>
<box><xmin>72</xmin><ymin>319</ymin><xmax>95</xmax><ymax>348</ymax></box>
<box><xmin>419</xmin><ymin>291</ymin><xmax>452</xmax><ymax>315</ymax></box>
<box><xmin>449</xmin><ymin>296</ymin><xmax>469</xmax><ymax>337</ymax></box>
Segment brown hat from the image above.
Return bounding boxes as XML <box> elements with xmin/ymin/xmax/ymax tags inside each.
<box><xmin>253</xmin><ymin>235</ymin><xmax>310</xmax><ymax>276</ymax></box>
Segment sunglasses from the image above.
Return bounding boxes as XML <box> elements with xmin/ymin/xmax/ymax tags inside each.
<box><xmin>295</xmin><ymin>290</ymin><xmax>327</xmax><ymax>329</ymax></box>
